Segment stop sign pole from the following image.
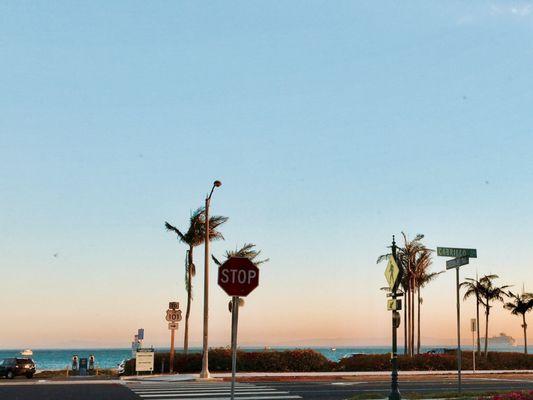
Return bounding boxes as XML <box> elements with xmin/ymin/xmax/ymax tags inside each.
<box><xmin>218</xmin><ymin>257</ymin><xmax>260</xmax><ymax>400</ymax></box>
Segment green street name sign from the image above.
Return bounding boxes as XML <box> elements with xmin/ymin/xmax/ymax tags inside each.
<box><xmin>437</xmin><ymin>247</ymin><xmax>477</xmax><ymax>258</ymax></box>
<box><xmin>446</xmin><ymin>256</ymin><xmax>469</xmax><ymax>270</ymax></box>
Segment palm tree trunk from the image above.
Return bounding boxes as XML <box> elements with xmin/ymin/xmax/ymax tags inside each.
<box><xmin>417</xmin><ymin>288</ymin><xmax>421</xmax><ymax>354</ymax></box>
<box><xmin>523</xmin><ymin>313</ymin><xmax>528</xmax><ymax>355</ymax></box>
<box><xmin>410</xmin><ymin>279</ymin><xmax>415</xmax><ymax>356</ymax></box>
<box><xmin>184</xmin><ymin>247</ymin><xmax>193</xmax><ymax>356</ymax></box>
<box><xmin>484</xmin><ymin>306</ymin><xmax>490</xmax><ymax>357</ymax></box>
<box><xmin>407</xmin><ymin>285</ymin><xmax>412</xmax><ymax>356</ymax></box>
<box><xmin>403</xmin><ymin>291</ymin><xmax>407</xmax><ymax>355</ymax></box>
<box><xmin>476</xmin><ymin>295</ymin><xmax>481</xmax><ymax>356</ymax></box>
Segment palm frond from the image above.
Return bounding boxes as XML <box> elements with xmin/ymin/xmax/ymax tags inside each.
<box><xmin>165</xmin><ymin>222</ymin><xmax>186</xmax><ymax>241</ymax></box>
<box><xmin>376</xmin><ymin>253</ymin><xmax>391</xmax><ymax>264</ymax></box>
<box><xmin>214</xmin><ymin>243</ymin><xmax>269</xmax><ymax>267</ymax></box>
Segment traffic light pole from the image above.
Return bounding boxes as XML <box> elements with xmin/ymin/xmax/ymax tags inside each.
<box><xmin>389</xmin><ymin>237</ymin><xmax>401</xmax><ymax>400</ymax></box>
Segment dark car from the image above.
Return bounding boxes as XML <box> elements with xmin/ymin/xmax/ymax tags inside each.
<box><xmin>425</xmin><ymin>348</ymin><xmax>454</xmax><ymax>355</ymax></box>
<box><xmin>0</xmin><ymin>358</ymin><xmax>36</xmax><ymax>379</ymax></box>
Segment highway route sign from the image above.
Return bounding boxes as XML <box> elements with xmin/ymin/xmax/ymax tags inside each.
<box><xmin>165</xmin><ymin>309</ymin><xmax>182</xmax><ymax>322</ymax></box>
<box><xmin>168</xmin><ymin>322</ymin><xmax>179</xmax><ymax>330</ymax></box>
<box><xmin>168</xmin><ymin>302</ymin><xmax>179</xmax><ymax>310</ymax></box>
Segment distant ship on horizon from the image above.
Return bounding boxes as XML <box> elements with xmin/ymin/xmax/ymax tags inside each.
<box><xmin>481</xmin><ymin>333</ymin><xmax>516</xmax><ymax>348</ymax></box>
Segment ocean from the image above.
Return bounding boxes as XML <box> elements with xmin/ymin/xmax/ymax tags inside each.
<box><xmin>1</xmin><ymin>346</ymin><xmax>530</xmax><ymax>371</ymax></box>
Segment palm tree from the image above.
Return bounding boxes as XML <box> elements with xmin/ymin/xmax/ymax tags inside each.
<box><xmin>212</xmin><ymin>243</ymin><xmax>269</xmax><ymax>267</ymax></box>
<box><xmin>213</xmin><ymin>243</ymin><xmax>269</xmax><ymax>317</ymax></box>
<box><xmin>165</xmin><ymin>207</ymin><xmax>228</xmax><ymax>355</ymax></box>
<box><xmin>503</xmin><ymin>291</ymin><xmax>533</xmax><ymax>354</ymax></box>
<box><xmin>413</xmin><ymin>248</ymin><xmax>441</xmax><ymax>354</ymax></box>
<box><xmin>400</xmin><ymin>273</ymin><xmax>410</xmax><ymax>355</ymax></box>
<box><xmin>460</xmin><ymin>276</ymin><xmax>485</xmax><ymax>355</ymax></box>
<box><xmin>377</xmin><ymin>233</ymin><xmax>428</xmax><ymax>356</ymax></box>
<box><xmin>478</xmin><ymin>275</ymin><xmax>511</xmax><ymax>356</ymax></box>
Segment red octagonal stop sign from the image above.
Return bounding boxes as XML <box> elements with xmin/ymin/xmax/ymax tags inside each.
<box><xmin>218</xmin><ymin>257</ymin><xmax>259</xmax><ymax>297</ymax></box>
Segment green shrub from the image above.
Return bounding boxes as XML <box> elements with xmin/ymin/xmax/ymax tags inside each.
<box><xmin>125</xmin><ymin>348</ymin><xmax>332</xmax><ymax>374</ymax></box>
<box><xmin>124</xmin><ymin>349</ymin><xmax>533</xmax><ymax>375</ymax></box>
<box><xmin>337</xmin><ymin>352</ymin><xmax>533</xmax><ymax>372</ymax></box>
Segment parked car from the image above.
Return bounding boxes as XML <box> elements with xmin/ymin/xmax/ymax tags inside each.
<box><xmin>425</xmin><ymin>348</ymin><xmax>453</xmax><ymax>355</ymax></box>
<box><xmin>117</xmin><ymin>360</ymin><xmax>125</xmax><ymax>375</ymax></box>
<box><xmin>341</xmin><ymin>352</ymin><xmax>366</xmax><ymax>359</ymax></box>
<box><xmin>0</xmin><ymin>358</ymin><xmax>36</xmax><ymax>379</ymax></box>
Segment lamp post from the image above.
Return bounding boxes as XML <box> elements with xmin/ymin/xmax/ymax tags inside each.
<box><xmin>199</xmin><ymin>180</ymin><xmax>222</xmax><ymax>379</ymax></box>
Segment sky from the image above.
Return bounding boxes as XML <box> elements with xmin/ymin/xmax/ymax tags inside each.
<box><xmin>1</xmin><ymin>1</ymin><xmax>533</xmax><ymax>349</ymax></box>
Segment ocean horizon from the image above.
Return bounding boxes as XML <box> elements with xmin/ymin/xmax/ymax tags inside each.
<box><xmin>2</xmin><ymin>345</ymin><xmax>531</xmax><ymax>371</ymax></box>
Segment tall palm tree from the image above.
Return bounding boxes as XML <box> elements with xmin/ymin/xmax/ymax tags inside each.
<box><xmin>165</xmin><ymin>207</ymin><xmax>228</xmax><ymax>355</ymax></box>
<box><xmin>503</xmin><ymin>291</ymin><xmax>533</xmax><ymax>355</ymax></box>
<box><xmin>413</xmin><ymin>248</ymin><xmax>441</xmax><ymax>354</ymax></box>
<box><xmin>478</xmin><ymin>274</ymin><xmax>511</xmax><ymax>356</ymax></box>
<box><xmin>460</xmin><ymin>276</ymin><xmax>486</xmax><ymax>355</ymax></box>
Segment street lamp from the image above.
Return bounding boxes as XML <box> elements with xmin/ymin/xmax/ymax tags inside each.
<box><xmin>199</xmin><ymin>180</ymin><xmax>222</xmax><ymax>379</ymax></box>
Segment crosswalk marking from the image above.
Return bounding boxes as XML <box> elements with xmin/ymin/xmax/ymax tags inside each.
<box><xmin>126</xmin><ymin>381</ymin><xmax>302</xmax><ymax>400</ymax></box>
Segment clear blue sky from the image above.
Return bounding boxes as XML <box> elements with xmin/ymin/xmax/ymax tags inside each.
<box><xmin>1</xmin><ymin>1</ymin><xmax>532</xmax><ymax>348</ymax></box>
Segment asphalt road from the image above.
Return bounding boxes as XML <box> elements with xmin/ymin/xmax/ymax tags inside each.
<box><xmin>261</xmin><ymin>377</ymin><xmax>533</xmax><ymax>400</ymax></box>
<box><xmin>0</xmin><ymin>382</ymin><xmax>137</xmax><ymax>400</ymax></box>
<box><xmin>0</xmin><ymin>377</ymin><xmax>531</xmax><ymax>400</ymax></box>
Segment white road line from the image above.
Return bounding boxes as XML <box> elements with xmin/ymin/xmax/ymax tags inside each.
<box><xmin>137</xmin><ymin>391</ymin><xmax>292</xmax><ymax>397</ymax></box>
<box><xmin>128</xmin><ymin>385</ymin><xmax>260</xmax><ymax>389</ymax></box>
<box><xmin>133</xmin><ymin>388</ymin><xmax>276</xmax><ymax>394</ymax></box>
<box><xmin>133</xmin><ymin>390</ymin><xmax>277</xmax><ymax>396</ymax></box>
<box><xmin>136</xmin><ymin>397</ymin><xmax>301</xmax><ymax>400</ymax></box>
<box><xmin>126</xmin><ymin>381</ymin><xmax>302</xmax><ymax>399</ymax></box>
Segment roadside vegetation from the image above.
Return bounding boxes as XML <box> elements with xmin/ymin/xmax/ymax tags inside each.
<box><xmin>34</xmin><ymin>368</ymin><xmax>118</xmax><ymax>379</ymax></box>
<box><xmin>378</xmin><ymin>233</ymin><xmax>533</xmax><ymax>358</ymax></box>
<box><xmin>349</xmin><ymin>390</ymin><xmax>533</xmax><ymax>400</ymax></box>
<box><xmin>123</xmin><ymin>349</ymin><xmax>533</xmax><ymax>375</ymax></box>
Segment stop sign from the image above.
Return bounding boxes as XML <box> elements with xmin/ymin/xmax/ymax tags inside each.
<box><xmin>218</xmin><ymin>257</ymin><xmax>259</xmax><ymax>297</ymax></box>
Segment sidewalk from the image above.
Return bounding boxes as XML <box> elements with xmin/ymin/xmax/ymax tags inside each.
<box><xmin>121</xmin><ymin>370</ymin><xmax>533</xmax><ymax>382</ymax></box>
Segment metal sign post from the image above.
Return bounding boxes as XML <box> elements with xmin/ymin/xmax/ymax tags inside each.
<box><xmin>218</xmin><ymin>257</ymin><xmax>260</xmax><ymax>400</ymax></box>
<box><xmin>230</xmin><ymin>296</ymin><xmax>240</xmax><ymax>400</ymax></box>
<box><xmin>438</xmin><ymin>247</ymin><xmax>477</xmax><ymax>394</ymax></box>
<box><xmin>470</xmin><ymin>318</ymin><xmax>477</xmax><ymax>373</ymax></box>
<box><xmin>165</xmin><ymin>302</ymin><xmax>182</xmax><ymax>374</ymax></box>
<box><xmin>455</xmin><ymin>266</ymin><xmax>462</xmax><ymax>393</ymax></box>
<box><xmin>386</xmin><ymin>236</ymin><xmax>404</xmax><ymax>400</ymax></box>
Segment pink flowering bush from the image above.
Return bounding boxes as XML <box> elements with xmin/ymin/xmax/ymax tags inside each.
<box><xmin>479</xmin><ymin>391</ymin><xmax>533</xmax><ymax>400</ymax></box>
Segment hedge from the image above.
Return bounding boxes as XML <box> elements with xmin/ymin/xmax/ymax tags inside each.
<box><xmin>124</xmin><ymin>349</ymin><xmax>533</xmax><ymax>375</ymax></box>
<box><xmin>337</xmin><ymin>352</ymin><xmax>533</xmax><ymax>372</ymax></box>
<box><xmin>124</xmin><ymin>349</ymin><xmax>333</xmax><ymax>375</ymax></box>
